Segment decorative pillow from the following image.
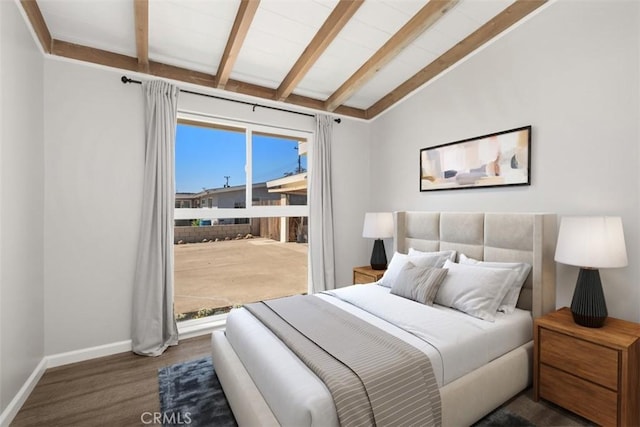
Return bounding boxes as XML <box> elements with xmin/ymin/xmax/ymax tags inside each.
<box><xmin>434</xmin><ymin>260</ymin><xmax>517</xmax><ymax>321</ymax></box>
<box><xmin>390</xmin><ymin>262</ymin><xmax>448</xmax><ymax>305</ymax></box>
<box><xmin>379</xmin><ymin>251</ymin><xmax>452</xmax><ymax>288</ymax></box>
<box><xmin>408</xmin><ymin>247</ymin><xmax>456</xmax><ymax>262</ymax></box>
<box><xmin>459</xmin><ymin>254</ymin><xmax>532</xmax><ymax>314</ymax></box>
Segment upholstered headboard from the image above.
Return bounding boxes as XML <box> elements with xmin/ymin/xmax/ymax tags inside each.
<box><xmin>393</xmin><ymin>212</ymin><xmax>556</xmax><ymax>318</ymax></box>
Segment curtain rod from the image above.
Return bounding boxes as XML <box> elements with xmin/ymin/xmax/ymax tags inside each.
<box><xmin>121</xmin><ymin>76</ymin><xmax>341</xmax><ymax>123</ymax></box>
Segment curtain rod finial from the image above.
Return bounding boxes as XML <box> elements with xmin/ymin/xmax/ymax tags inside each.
<box><xmin>121</xmin><ymin>76</ymin><xmax>142</xmax><ymax>85</ymax></box>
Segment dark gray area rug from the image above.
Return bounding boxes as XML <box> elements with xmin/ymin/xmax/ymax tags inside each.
<box><xmin>158</xmin><ymin>357</ymin><xmax>535</xmax><ymax>427</ymax></box>
<box><xmin>472</xmin><ymin>408</ymin><xmax>535</xmax><ymax>427</ymax></box>
<box><xmin>158</xmin><ymin>356</ymin><xmax>237</xmax><ymax>427</ymax></box>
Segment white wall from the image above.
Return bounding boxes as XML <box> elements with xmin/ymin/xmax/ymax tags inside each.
<box><xmin>331</xmin><ymin>119</ymin><xmax>372</xmax><ymax>282</ymax></box>
<box><xmin>43</xmin><ymin>60</ymin><xmax>144</xmax><ymax>355</ymax></box>
<box><xmin>42</xmin><ymin>61</ymin><xmax>371</xmax><ymax>354</ymax></box>
<box><xmin>0</xmin><ymin>0</ymin><xmax>45</xmax><ymax>413</ymax></box>
<box><xmin>370</xmin><ymin>0</ymin><xmax>640</xmax><ymax>322</ymax></box>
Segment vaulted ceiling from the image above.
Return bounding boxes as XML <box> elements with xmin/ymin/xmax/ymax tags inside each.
<box><xmin>19</xmin><ymin>0</ymin><xmax>547</xmax><ymax>120</ymax></box>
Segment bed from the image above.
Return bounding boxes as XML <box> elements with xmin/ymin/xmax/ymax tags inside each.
<box><xmin>211</xmin><ymin>211</ymin><xmax>557</xmax><ymax>426</ymax></box>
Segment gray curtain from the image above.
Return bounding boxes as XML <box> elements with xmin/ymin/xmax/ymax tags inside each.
<box><xmin>132</xmin><ymin>80</ymin><xmax>180</xmax><ymax>356</ymax></box>
<box><xmin>309</xmin><ymin>115</ymin><xmax>336</xmax><ymax>292</ymax></box>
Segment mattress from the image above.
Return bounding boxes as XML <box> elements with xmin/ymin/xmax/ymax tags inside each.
<box><xmin>224</xmin><ymin>284</ymin><xmax>533</xmax><ymax>427</ymax></box>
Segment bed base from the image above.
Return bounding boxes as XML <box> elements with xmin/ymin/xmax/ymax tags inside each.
<box><xmin>211</xmin><ymin>212</ymin><xmax>553</xmax><ymax>426</ymax></box>
<box><xmin>212</xmin><ymin>331</ymin><xmax>533</xmax><ymax>426</ymax></box>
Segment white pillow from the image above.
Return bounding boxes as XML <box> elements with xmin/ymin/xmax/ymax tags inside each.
<box><xmin>434</xmin><ymin>259</ymin><xmax>516</xmax><ymax>321</ymax></box>
<box><xmin>459</xmin><ymin>254</ymin><xmax>532</xmax><ymax>314</ymax></box>
<box><xmin>390</xmin><ymin>262</ymin><xmax>448</xmax><ymax>305</ymax></box>
<box><xmin>408</xmin><ymin>247</ymin><xmax>456</xmax><ymax>262</ymax></box>
<box><xmin>379</xmin><ymin>251</ymin><xmax>452</xmax><ymax>288</ymax></box>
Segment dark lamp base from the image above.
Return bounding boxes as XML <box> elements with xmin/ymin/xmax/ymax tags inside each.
<box><xmin>370</xmin><ymin>239</ymin><xmax>387</xmax><ymax>270</ymax></box>
<box><xmin>570</xmin><ymin>268</ymin><xmax>607</xmax><ymax>328</ymax></box>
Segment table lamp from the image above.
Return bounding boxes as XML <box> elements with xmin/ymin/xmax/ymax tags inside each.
<box><xmin>554</xmin><ymin>216</ymin><xmax>628</xmax><ymax>328</ymax></box>
<box><xmin>362</xmin><ymin>212</ymin><xmax>394</xmax><ymax>270</ymax></box>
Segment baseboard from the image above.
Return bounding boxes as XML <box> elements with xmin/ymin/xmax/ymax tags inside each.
<box><xmin>46</xmin><ymin>339</ymin><xmax>133</xmax><ymax>368</ymax></box>
<box><xmin>41</xmin><ymin>318</ymin><xmax>228</xmax><ymax>367</ymax></box>
<box><xmin>0</xmin><ymin>340</ymin><xmax>133</xmax><ymax>425</ymax></box>
<box><xmin>0</xmin><ymin>357</ymin><xmax>47</xmax><ymax>427</ymax></box>
<box><xmin>44</xmin><ymin>324</ymin><xmax>227</xmax><ymax>366</ymax></box>
<box><xmin>0</xmin><ymin>323</ymin><xmax>223</xmax><ymax>425</ymax></box>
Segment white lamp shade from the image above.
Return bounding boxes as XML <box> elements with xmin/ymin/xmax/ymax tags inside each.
<box><xmin>362</xmin><ymin>212</ymin><xmax>394</xmax><ymax>239</ymax></box>
<box><xmin>555</xmin><ymin>216</ymin><xmax>628</xmax><ymax>269</ymax></box>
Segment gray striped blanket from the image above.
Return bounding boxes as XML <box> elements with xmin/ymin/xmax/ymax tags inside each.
<box><xmin>244</xmin><ymin>294</ymin><xmax>441</xmax><ymax>427</ymax></box>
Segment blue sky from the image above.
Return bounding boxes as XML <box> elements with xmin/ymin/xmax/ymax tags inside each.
<box><xmin>175</xmin><ymin>124</ymin><xmax>307</xmax><ymax>193</ymax></box>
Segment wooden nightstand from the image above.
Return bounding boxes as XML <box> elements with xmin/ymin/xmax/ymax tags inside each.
<box><xmin>534</xmin><ymin>307</ymin><xmax>640</xmax><ymax>427</ymax></box>
<box><xmin>353</xmin><ymin>265</ymin><xmax>385</xmax><ymax>284</ymax></box>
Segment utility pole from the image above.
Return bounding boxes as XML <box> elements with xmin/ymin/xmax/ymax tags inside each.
<box><xmin>294</xmin><ymin>146</ymin><xmax>301</xmax><ymax>174</ymax></box>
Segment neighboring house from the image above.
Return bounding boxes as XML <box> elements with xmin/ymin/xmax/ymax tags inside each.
<box><xmin>174</xmin><ymin>176</ymin><xmax>308</xmax><ymax>242</ymax></box>
<box><xmin>174</xmin><ymin>178</ymin><xmax>307</xmax><ymax>227</ymax></box>
<box><xmin>175</xmin><ymin>182</ymin><xmax>280</xmax><ymax>210</ymax></box>
<box><xmin>174</xmin><ymin>182</ymin><xmax>278</xmax><ymax>226</ymax></box>
<box><xmin>175</xmin><ymin>178</ymin><xmax>307</xmax><ymax>210</ymax></box>
<box><xmin>265</xmin><ymin>173</ymin><xmax>308</xmax><ymax>202</ymax></box>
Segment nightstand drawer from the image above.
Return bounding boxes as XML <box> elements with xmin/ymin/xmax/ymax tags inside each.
<box><xmin>540</xmin><ymin>364</ymin><xmax>618</xmax><ymax>427</ymax></box>
<box><xmin>352</xmin><ymin>266</ymin><xmax>385</xmax><ymax>284</ymax></box>
<box><xmin>354</xmin><ymin>271</ymin><xmax>376</xmax><ymax>284</ymax></box>
<box><xmin>540</xmin><ymin>328</ymin><xmax>618</xmax><ymax>390</ymax></box>
<box><xmin>534</xmin><ymin>308</ymin><xmax>640</xmax><ymax>427</ymax></box>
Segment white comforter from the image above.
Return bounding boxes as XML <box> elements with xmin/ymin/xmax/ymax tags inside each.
<box><xmin>224</xmin><ymin>284</ymin><xmax>532</xmax><ymax>427</ymax></box>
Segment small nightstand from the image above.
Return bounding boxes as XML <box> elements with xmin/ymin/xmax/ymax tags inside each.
<box><xmin>353</xmin><ymin>265</ymin><xmax>385</xmax><ymax>284</ymax></box>
<box><xmin>534</xmin><ymin>307</ymin><xmax>640</xmax><ymax>427</ymax></box>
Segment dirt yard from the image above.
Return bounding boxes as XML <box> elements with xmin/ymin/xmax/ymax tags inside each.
<box><xmin>174</xmin><ymin>237</ymin><xmax>308</xmax><ymax>317</ymax></box>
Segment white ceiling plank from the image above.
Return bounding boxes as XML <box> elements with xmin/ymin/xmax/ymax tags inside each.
<box><xmin>349</xmin><ymin>1</ymin><xmax>425</xmax><ymax>37</ymax></box>
<box><xmin>295</xmin><ymin>0</ymin><xmax>421</xmax><ymax>99</ymax></box>
<box><xmin>232</xmin><ymin>33</ymin><xmax>307</xmax><ymax>87</ymax></box>
<box><xmin>149</xmin><ymin>0</ymin><xmax>238</xmax><ymax>74</ymax></box>
<box><xmin>25</xmin><ymin>0</ymin><xmax>547</xmax><ymax>118</ymax></box>
<box><xmin>349</xmin><ymin>47</ymin><xmax>433</xmax><ymax>108</ymax></box>
<box><xmin>257</xmin><ymin>0</ymin><xmax>337</xmax><ymax>32</ymax></box>
<box><xmin>232</xmin><ymin>2</ymin><xmax>334</xmax><ymax>91</ymax></box>
<box><xmin>38</xmin><ymin>0</ymin><xmax>136</xmax><ymax>57</ymax></box>
<box><xmin>424</xmin><ymin>7</ymin><xmax>482</xmax><ymax>43</ymax></box>
<box><xmin>456</xmin><ymin>0</ymin><xmax>516</xmax><ymax>25</ymax></box>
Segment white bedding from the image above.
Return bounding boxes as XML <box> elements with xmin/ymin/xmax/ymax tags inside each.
<box><xmin>224</xmin><ymin>284</ymin><xmax>533</xmax><ymax>427</ymax></box>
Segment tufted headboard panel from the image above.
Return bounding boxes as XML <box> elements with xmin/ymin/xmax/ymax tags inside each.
<box><xmin>393</xmin><ymin>212</ymin><xmax>556</xmax><ymax>318</ymax></box>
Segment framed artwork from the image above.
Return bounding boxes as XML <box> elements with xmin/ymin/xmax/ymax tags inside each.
<box><xmin>420</xmin><ymin>126</ymin><xmax>531</xmax><ymax>191</ymax></box>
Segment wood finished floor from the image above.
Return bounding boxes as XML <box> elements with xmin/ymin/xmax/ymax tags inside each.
<box><xmin>12</xmin><ymin>335</ymin><xmax>212</xmax><ymax>426</ymax></box>
<box><xmin>13</xmin><ymin>333</ymin><xmax>592</xmax><ymax>426</ymax></box>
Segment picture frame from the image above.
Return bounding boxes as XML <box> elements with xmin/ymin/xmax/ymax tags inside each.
<box><xmin>420</xmin><ymin>126</ymin><xmax>531</xmax><ymax>192</ymax></box>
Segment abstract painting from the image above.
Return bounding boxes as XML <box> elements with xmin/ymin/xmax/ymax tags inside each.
<box><xmin>420</xmin><ymin>126</ymin><xmax>531</xmax><ymax>191</ymax></box>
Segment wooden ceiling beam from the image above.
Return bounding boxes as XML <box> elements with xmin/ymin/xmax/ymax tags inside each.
<box><xmin>48</xmin><ymin>39</ymin><xmax>367</xmax><ymax>119</ymax></box>
<box><xmin>215</xmin><ymin>0</ymin><xmax>260</xmax><ymax>89</ymax></box>
<box><xmin>365</xmin><ymin>0</ymin><xmax>547</xmax><ymax>119</ymax></box>
<box><xmin>275</xmin><ymin>0</ymin><xmax>363</xmax><ymax>102</ymax></box>
<box><xmin>133</xmin><ymin>0</ymin><xmax>149</xmax><ymax>72</ymax></box>
<box><xmin>324</xmin><ymin>0</ymin><xmax>458</xmax><ymax>112</ymax></box>
<box><xmin>20</xmin><ymin>0</ymin><xmax>52</xmax><ymax>53</ymax></box>
<box><xmin>225</xmin><ymin>79</ymin><xmax>366</xmax><ymax>119</ymax></box>
<box><xmin>52</xmin><ymin>40</ymin><xmax>217</xmax><ymax>87</ymax></box>
<box><xmin>20</xmin><ymin>0</ymin><xmax>542</xmax><ymax>121</ymax></box>
<box><xmin>52</xmin><ymin>39</ymin><xmax>139</xmax><ymax>71</ymax></box>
